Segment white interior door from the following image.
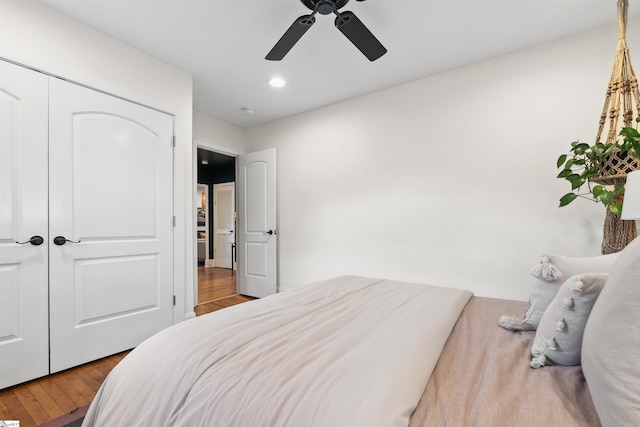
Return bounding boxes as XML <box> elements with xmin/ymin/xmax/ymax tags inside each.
<box><xmin>214</xmin><ymin>183</ymin><xmax>235</xmax><ymax>269</ymax></box>
<box><xmin>0</xmin><ymin>61</ymin><xmax>49</xmax><ymax>389</ymax></box>
<box><xmin>237</xmin><ymin>149</ymin><xmax>277</xmax><ymax>298</ymax></box>
<box><xmin>48</xmin><ymin>78</ymin><xmax>175</xmax><ymax>372</ymax></box>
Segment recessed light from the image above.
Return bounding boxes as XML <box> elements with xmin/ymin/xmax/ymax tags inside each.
<box><xmin>201</xmin><ymin>160</ymin><xmax>208</xmax><ymax>165</ymax></box>
<box><xmin>241</xmin><ymin>107</ymin><xmax>255</xmax><ymax>115</ymax></box>
<box><xmin>268</xmin><ymin>77</ymin><xmax>286</xmax><ymax>88</ymax></box>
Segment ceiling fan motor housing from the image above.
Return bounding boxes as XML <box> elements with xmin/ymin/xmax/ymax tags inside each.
<box><xmin>300</xmin><ymin>0</ymin><xmax>350</xmax><ymax>14</ymax></box>
<box><xmin>318</xmin><ymin>1</ymin><xmax>335</xmax><ymax>15</ymax></box>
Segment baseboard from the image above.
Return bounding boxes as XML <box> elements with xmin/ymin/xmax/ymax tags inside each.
<box><xmin>204</xmin><ymin>259</ymin><xmax>215</xmax><ymax>267</ymax></box>
<box><xmin>184</xmin><ymin>311</ymin><xmax>196</xmax><ymax>321</ymax></box>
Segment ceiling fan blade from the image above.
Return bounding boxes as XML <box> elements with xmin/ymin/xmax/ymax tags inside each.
<box><xmin>266</xmin><ymin>15</ymin><xmax>316</xmax><ymax>61</ymax></box>
<box><xmin>335</xmin><ymin>11</ymin><xmax>387</xmax><ymax>61</ymax></box>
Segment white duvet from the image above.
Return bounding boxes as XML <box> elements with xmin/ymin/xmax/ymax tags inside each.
<box><xmin>83</xmin><ymin>275</ymin><xmax>472</xmax><ymax>427</ymax></box>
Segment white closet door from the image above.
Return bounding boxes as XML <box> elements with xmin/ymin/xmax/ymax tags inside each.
<box><xmin>48</xmin><ymin>78</ymin><xmax>175</xmax><ymax>372</ymax></box>
<box><xmin>0</xmin><ymin>61</ymin><xmax>49</xmax><ymax>388</ymax></box>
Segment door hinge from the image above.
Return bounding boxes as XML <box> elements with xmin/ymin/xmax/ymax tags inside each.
<box><xmin>172</xmin><ymin>135</ymin><xmax>176</xmax><ymax>147</ymax></box>
<box><xmin>173</xmin><ymin>216</ymin><xmax>176</xmax><ymax>227</ymax></box>
<box><xmin>173</xmin><ymin>295</ymin><xmax>176</xmax><ymax>306</ymax></box>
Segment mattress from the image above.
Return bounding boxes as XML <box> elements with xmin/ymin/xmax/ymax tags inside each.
<box><xmin>409</xmin><ymin>297</ymin><xmax>601</xmax><ymax>426</ymax></box>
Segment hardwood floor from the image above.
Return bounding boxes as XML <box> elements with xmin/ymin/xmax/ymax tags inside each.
<box><xmin>195</xmin><ymin>265</ymin><xmax>255</xmax><ymax>317</ymax></box>
<box><xmin>0</xmin><ymin>352</ymin><xmax>128</xmax><ymax>426</ymax></box>
<box><xmin>197</xmin><ymin>266</ymin><xmax>236</xmax><ymax>303</ymax></box>
<box><xmin>0</xmin><ymin>267</ymin><xmax>254</xmax><ymax>426</ymax></box>
<box><xmin>194</xmin><ymin>294</ymin><xmax>255</xmax><ymax>316</ymax></box>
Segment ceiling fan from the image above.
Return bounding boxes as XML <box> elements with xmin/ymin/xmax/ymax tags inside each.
<box><xmin>266</xmin><ymin>0</ymin><xmax>387</xmax><ymax>62</ymax></box>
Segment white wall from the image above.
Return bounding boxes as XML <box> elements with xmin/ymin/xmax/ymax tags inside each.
<box><xmin>0</xmin><ymin>0</ymin><xmax>195</xmax><ymax>318</ymax></box>
<box><xmin>194</xmin><ymin>111</ymin><xmax>245</xmax><ymax>155</ymax></box>
<box><xmin>245</xmin><ymin>19</ymin><xmax>637</xmax><ymax>301</ymax></box>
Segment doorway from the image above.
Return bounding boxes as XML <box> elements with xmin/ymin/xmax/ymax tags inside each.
<box><xmin>196</xmin><ymin>148</ymin><xmax>237</xmax><ymax>306</ymax></box>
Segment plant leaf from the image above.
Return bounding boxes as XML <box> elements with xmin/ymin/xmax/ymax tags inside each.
<box><xmin>603</xmin><ymin>144</ymin><xmax>617</xmax><ymax>156</ymax></box>
<box><xmin>592</xmin><ymin>185</ymin><xmax>605</xmax><ymax>198</ymax></box>
<box><xmin>620</xmin><ymin>127</ymin><xmax>639</xmax><ymax>139</ymax></box>
<box><xmin>559</xmin><ymin>193</ymin><xmax>578</xmax><ymax>207</ymax></box>
<box><xmin>557</xmin><ymin>154</ymin><xmax>567</xmax><ymax>168</ymax></box>
<box><xmin>609</xmin><ymin>201</ymin><xmax>623</xmax><ymax>216</ymax></box>
<box><xmin>574</xmin><ymin>143</ymin><xmax>590</xmax><ymax>155</ymax></box>
<box><xmin>600</xmin><ymin>191</ymin><xmax>614</xmax><ymax>206</ymax></box>
<box><xmin>557</xmin><ymin>169</ymin><xmax>573</xmax><ymax>178</ymax></box>
<box><xmin>570</xmin><ymin>178</ymin><xmax>586</xmax><ymax>190</ymax></box>
<box><xmin>592</xmin><ymin>145</ymin><xmax>603</xmax><ymax>156</ymax></box>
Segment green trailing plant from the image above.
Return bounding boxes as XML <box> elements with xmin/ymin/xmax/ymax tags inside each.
<box><xmin>556</xmin><ymin>118</ymin><xmax>640</xmax><ymax>216</ymax></box>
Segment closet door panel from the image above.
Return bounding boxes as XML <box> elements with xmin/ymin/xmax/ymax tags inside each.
<box><xmin>0</xmin><ymin>61</ymin><xmax>49</xmax><ymax>389</ymax></box>
<box><xmin>48</xmin><ymin>78</ymin><xmax>174</xmax><ymax>372</ymax></box>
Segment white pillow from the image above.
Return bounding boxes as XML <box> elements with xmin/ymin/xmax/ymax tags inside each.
<box><xmin>582</xmin><ymin>236</ymin><xmax>640</xmax><ymax>426</ymax></box>
<box><xmin>499</xmin><ymin>253</ymin><xmax>618</xmax><ymax>331</ymax></box>
<box><xmin>530</xmin><ymin>273</ymin><xmax>607</xmax><ymax>368</ymax></box>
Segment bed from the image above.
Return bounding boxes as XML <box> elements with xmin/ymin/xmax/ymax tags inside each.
<box><xmin>83</xmin><ymin>238</ymin><xmax>640</xmax><ymax>427</ymax></box>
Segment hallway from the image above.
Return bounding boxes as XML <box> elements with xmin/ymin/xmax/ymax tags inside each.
<box><xmin>195</xmin><ymin>267</ymin><xmax>255</xmax><ymax>316</ymax></box>
<box><xmin>197</xmin><ymin>266</ymin><xmax>237</xmax><ymax>304</ymax></box>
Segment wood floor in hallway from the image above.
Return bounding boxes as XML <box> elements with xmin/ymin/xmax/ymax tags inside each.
<box><xmin>195</xmin><ymin>266</ymin><xmax>255</xmax><ymax>316</ymax></box>
<box><xmin>197</xmin><ymin>266</ymin><xmax>236</xmax><ymax>303</ymax></box>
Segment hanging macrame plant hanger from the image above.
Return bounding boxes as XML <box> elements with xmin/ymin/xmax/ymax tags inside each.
<box><xmin>591</xmin><ymin>0</ymin><xmax>640</xmax><ymax>254</ymax></box>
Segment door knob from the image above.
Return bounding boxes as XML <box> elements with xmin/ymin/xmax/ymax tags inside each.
<box><xmin>53</xmin><ymin>236</ymin><xmax>81</xmax><ymax>246</ymax></box>
<box><xmin>262</xmin><ymin>229</ymin><xmax>276</xmax><ymax>235</ymax></box>
<box><xmin>16</xmin><ymin>235</ymin><xmax>44</xmax><ymax>246</ymax></box>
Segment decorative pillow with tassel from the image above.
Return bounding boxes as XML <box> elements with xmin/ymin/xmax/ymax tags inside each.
<box><xmin>499</xmin><ymin>252</ymin><xmax>618</xmax><ymax>331</ymax></box>
<box><xmin>530</xmin><ymin>272</ymin><xmax>607</xmax><ymax>368</ymax></box>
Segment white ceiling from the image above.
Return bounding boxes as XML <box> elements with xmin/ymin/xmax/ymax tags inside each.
<box><xmin>35</xmin><ymin>0</ymin><xmax>637</xmax><ymax>128</ymax></box>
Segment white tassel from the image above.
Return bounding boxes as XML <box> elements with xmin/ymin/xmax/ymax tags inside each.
<box><xmin>498</xmin><ymin>315</ymin><xmax>528</xmax><ymax>331</ymax></box>
<box><xmin>518</xmin><ymin>321</ymin><xmax>535</xmax><ymax>331</ymax></box>
<box><xmin>530</xmin><ymin>353</ymin><xmax>547</xmax><ymax>369</ymax></box>
<box><xmin>530</xmin><ymin>255</ymin><xmax>561</xmax><ymax>281</ymax></box>
<box><xmin>555</xmin><ymin>318</ymin><xmax>566</xmax><ymax>332</ymax></box>
<box><xmin>561</xmin><ymin>297</ymin><xmax>574</xmax><ymax>309</ymax></box>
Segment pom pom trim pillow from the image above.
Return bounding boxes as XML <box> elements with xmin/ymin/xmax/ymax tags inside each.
<box><xmin>499</xmin><ymin>253</ymin><xmax>618</xmax><ymax>331</ymax></box>
<box><xmin>529</xmin><ymin>272</ymin><xmax>607</xmax><ymax>368</ymax></box>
